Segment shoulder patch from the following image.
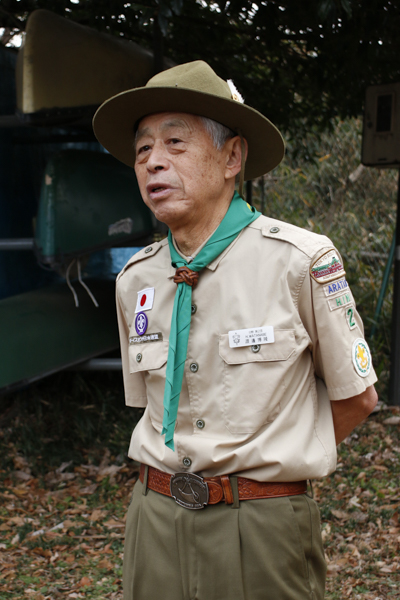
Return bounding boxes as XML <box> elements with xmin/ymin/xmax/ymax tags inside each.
<box><xmin>116</xmin><ymin>239</ymin><xmax>168</xmax><ymax>282</ymax></box>
<box><xmin>352</xmin><ymin>338</ymin><xmax>372</xmax><ymax>378</ymax></box>
<box><xmin>310</xmin><ymin>249</ymin><xmax>345</xmax><ymax>284</ymax></box>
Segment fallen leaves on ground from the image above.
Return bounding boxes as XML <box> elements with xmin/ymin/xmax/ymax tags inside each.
<box><xmin>0</xmin><ymin>447</ymin><xmax>138</xmax><ymax>599</ymax></box>
<box><xmin>0</xmin><ymin>404</ymin><xmax>399</xmax><ymax>599</ymax></box>
<box><xmin>314</xmin><ymin>404</ymin><xmax>400</xmax><ymax>599</ymax></box>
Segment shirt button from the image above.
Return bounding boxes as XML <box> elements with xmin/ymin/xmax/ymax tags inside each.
<box><xmin>136</xmin><ymin>353</ymin><xmax>142</xmax><ymax>362</ymax></box>
<box><xmin>144</xmin><ymin>246</ymin><xmax>153</xmax><ymax>253</ymax></box>
<box><xmin>270</xmin><ymin>227</ymin><xmax>280</xmax><ymax>233</ymax></box>
<box><xmin>190</xmin><ymin>362</ymin><xmax>199</xmax><ymax>373</ymax></box>
<box><xmin>191</xmin><ymin>304</ymin><xmax>197</xmax><ymax>315</ymax></box>
<box><xmin>183</xmin><ymin>457</ymin><xmax>192</xmax><ymax>468</ymax></box>
<box><xmin>251</xmin><ymin>345</ymin><xmax>261</xmax><ymax>353</ymax></box>
<box><xmin>196</xmin><ymin>419</ymin><xmax>205</xmax><ymax>429</ymax></box>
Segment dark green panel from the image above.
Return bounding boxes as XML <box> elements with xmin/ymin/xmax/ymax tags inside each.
<box><xmin>0</xmin><ymin>278</ymin><xmax>119</xmax><ymax>392</ymax></box>
<box><xmin>35</xmin><ymin>150</ymin><xmax>152</xmax><ymax>265</ymax></box>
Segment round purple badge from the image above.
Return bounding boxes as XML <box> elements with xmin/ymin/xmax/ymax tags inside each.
<box><xmin>135</xmin><ymin>312</ymin><xmax>148</xmax><ymax>336</ymax></box>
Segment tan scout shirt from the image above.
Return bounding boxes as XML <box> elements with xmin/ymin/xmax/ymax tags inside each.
<box><xmin>116</xmin><ymin>215</ymin><xmax>377</xmax><ymax>482</ymax></box>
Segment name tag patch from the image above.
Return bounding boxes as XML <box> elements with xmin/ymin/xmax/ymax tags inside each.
<box><xmin>310</xmin><ymin>249</ymin><xmax>345</xmax><ymax>284</ymax></box>
<box><xmin>129</xmin><ymin>332</ymin><xmax>163</xmax><ymax>344</ymax></box>
<box><xmin>135</xmin><ymin>287</ymin><xmax>155</xmax><ymax>313</ymax></box>
<box><xmin>323</xmin><ymin>277</ymin><xmax>349</xmax><ymax>297</ymax></box>
<box><xmin>228</xmin><ymin>326</ymin><xmax>274</xmax><ymax>348</ymax></box>
<box><xmin>328</xmin><ymin>291</ymin><xmax>354</xmax><ymax>311</ymax></box>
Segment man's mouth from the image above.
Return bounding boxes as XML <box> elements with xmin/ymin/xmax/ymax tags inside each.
<box><xmin>146</xmin><ymin>183</ymin><xmax>170</xmax><ymax>194</ymax></box>
<box><xmin>147</xmin><ymin>183</ymin><xmax>172</xmax><ymax>197</ymax></box>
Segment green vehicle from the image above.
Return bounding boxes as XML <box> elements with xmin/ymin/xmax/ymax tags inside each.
<box><xmin>0</xmin><ymin>10</ymin><xmax>168</xmax><ymax>393</ymax></box>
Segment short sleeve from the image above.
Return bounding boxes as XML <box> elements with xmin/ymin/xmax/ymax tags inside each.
<box><xmin>116</xmin><ymin>283</ymin><xmax>147</xmax><ymax>407</ymax></box>
<box><xmin>298</xmin><ymin>246</ymin><xmax>377</xmax><ymax>400</ymax></box>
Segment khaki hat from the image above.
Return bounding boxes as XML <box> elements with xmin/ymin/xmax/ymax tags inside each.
<box><xmin>93</xmin><ymin>60</ymin><xmax>284</xmax><ymax>180</ymax></box>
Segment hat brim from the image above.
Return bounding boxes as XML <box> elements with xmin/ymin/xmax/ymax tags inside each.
<box><xmin>92</xmin><ymin>86</ymin><xmax>284</xmax><ymax>181</ymax></box>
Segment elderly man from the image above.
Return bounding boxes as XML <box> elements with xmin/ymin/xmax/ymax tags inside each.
<box><xmin>93</xmin><ymin>61</ymin><xmax>378</xmax><ymax>600</ymax></box>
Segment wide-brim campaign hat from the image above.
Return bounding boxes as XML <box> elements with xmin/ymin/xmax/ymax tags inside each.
<box><xmin>93</xmin><ymin>60</ymin><xmax>285</xmax><ymax>181</ymax></box>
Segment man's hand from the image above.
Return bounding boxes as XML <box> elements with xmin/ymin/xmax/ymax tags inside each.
<box><xmin>331</xmin><ymin>385</ymin><xmax>378</xmax><ymax>445</ymax></box>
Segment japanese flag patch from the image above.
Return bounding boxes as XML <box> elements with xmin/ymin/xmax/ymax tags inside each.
<box><xmin>310</xmin><ymin>249</ymin><xmax>345</xmax><ymax>284</ymax></box>
<box><xmin>135</xmin><ymin>288</ymin><xmax>155</xmax><ymax>313</ymax></box>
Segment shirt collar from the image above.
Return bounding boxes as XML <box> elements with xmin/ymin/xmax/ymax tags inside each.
<box><xmin>166</xmin><ymin>227</ymin><xmax>245</xmax><ymax>277</ymax></box>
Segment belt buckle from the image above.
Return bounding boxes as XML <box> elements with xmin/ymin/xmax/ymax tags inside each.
<box><xmin>170</xmin><ymin>472</ymin><xmax>209</xmax><ymax>510</ymax></box>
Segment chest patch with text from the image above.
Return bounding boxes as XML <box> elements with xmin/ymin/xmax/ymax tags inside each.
<box><xmin>228</xmin><ymin>326</ymin><xmax>275</xmax><ymax>348</ymax></box>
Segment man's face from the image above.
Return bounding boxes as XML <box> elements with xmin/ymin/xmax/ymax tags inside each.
<box><xmin>134</xmin><ymin>112</ymin><xmax>234</xmax><ymax>231</ymax></box>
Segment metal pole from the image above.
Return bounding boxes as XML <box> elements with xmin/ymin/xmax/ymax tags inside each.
<box><xmin>370</xmin><ymin>232</ymin><xmax>396</xmax><ymax>340</ymax></box>
<box><xmin>260</xmin><ymin>175</ymin><xmax>265</xmax><ymax>214</ymax></box>
<box><xmin>246</xmin><ymin>180</ymin><xmax>253</xmax><ymax>206</ymax></box>
<box><xmin>70</xmin><ymin>358</ymin><xmax>122</xmax><ymax>371</ymax></box>
<box><xmin>0</xmin><ymin>238</ymin><xmax>34</xmax><ymax>250</ymax></box>
<box><xmin>389</xmin><ymin>169</ymin><xmax>400</xmax><ymax>405</ymax></box>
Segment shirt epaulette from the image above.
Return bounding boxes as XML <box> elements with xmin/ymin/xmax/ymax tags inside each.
<box><xmin>249</xmin><ymin>215</ymin><xmax>334</xmax><ymax>260</ymax></box>
<box><xmin>116</xmin><ymin>238</ymin><xmax>169</xmax><ymax>283</ymax></box>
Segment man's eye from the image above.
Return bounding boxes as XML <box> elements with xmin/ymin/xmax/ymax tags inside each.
<box><xmin>137</xmin><ymin>144</ymin><xmax>151</xmax><ymax>154</ymax></box>
<box><xmin>169</xmin><ymin>138</ymin><xmax>182</xmax><ymax>144</ymax></box>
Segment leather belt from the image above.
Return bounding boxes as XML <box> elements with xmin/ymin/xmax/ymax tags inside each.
<box><xmin>139</xmin><ymin>464</ymin><xmax>307</xmax><ymax>510</ymax></box>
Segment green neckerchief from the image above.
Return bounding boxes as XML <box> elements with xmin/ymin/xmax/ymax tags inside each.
<box><xmin>162</xmin><ymin>192</ymin><xmax>261</xmax><ymax>450</ymax></box>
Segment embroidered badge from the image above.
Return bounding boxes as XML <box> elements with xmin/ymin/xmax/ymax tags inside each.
<box><xmin>323</xmin><ymin>277</ymin><xmax>349</xmax><ymax>297</ymax></box>
<box><xmin>310</xmin><ymin>249</ymin><xmax>345</xmax><ymax>284</ymax></box>
<box><xmin>352</xmin><ymin>338</ymin><xmax>372</xmax><ymax>378</ymax></box>
<box><xmin>346</xmin><ymin>307</ymin><xmax>357</xmax><ymax>330</ymax></box>
<box><xmin>135</xmin><ymin>312</ymin><xmax>148</xmax><ymax>336</ymax></box>
<box><xmin>129</xmin><ymin>332</ymin><xmax>163</xmax><ymax>345</ymax></box>
<box><xmin>228</xmin><ymin>326</ymin><xmax>274</xmax><ymax>348</ymax></box>
<box><xmin>328</xmin><ymin>291</ymin><xmax>354</xmax><ymax>311</ymax></box>
<box><xmin>135</xmin><ymin>287</ymin><xmax>155</xmax><ymax>313</ymax></box>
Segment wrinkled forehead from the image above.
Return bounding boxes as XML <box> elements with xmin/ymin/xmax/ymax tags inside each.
<box><xmin>136</xmin><ymin>112</ymin><xmax>203</xmax><ymax>135</ymax></box>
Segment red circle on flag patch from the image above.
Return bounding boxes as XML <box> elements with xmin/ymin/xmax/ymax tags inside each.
<box><xmin>140</xmin><ymin>294</ymin><xmax>147</xmax><ymax>307</ymax></box>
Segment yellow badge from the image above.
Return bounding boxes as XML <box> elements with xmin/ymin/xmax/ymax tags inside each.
<box><xmin>352</xmin><ymin>338</ymin><xmax>371</xmax><ymax>378</ymax></box>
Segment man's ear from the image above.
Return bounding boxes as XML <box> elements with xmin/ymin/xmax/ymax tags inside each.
<box><xmin>224</xmin><ymin>135</ymin><xmax>248</xmax><ymax>180</ymax></box>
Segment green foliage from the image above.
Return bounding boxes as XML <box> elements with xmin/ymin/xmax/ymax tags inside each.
<box><xmin>2</xmin><ymin>1</ymin><xmax>400</xmax><ymax>135</ymax></box>
<box><xmin>252</xmin><ymin>116</ymin><xmax>397</xmax><ymax>402</ymax></box>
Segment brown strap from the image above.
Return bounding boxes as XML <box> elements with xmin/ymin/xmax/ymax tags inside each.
<box><xmin>139</xmin><ymin>465</ymin><xmax>307</xmax><ymax>504</ymax></box>
<box><xmin>173</xmin><ymin>266</ymin><xmax>199</xmax><ymax>288</ymax></box>
<box><xmin>220</xmin><ymin>475</ymin><xmax>234</xmax><ymax>505</ymax></box>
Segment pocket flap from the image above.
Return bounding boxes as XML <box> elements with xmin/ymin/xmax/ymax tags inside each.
<box><xmin>219</xmin><ymin>329</ymin><xmax>296</xmax><ymax>365</ymax></box>
<box><xmin>129</xmin><ymin>340</ymin><xmax>169</xmax><ymax>373</ymax></box>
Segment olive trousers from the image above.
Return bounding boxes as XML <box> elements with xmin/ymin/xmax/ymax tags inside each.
<box><xmin>123</xmin><ymin>479</ymin><xmax>326</xmax><ymax>600</ymax></box>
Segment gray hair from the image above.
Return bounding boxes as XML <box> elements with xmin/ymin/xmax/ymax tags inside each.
<box><xmin>133</xmin><ymin>115</ymin><xmax>236</xmax><ymax>151</ymax></box>
<box><xmin>200</xmin><ymin>117</ymin><xmax>236</xmax><ymax>150</ymax></box>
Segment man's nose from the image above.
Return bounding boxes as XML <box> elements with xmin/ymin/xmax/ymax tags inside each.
<box><xmin>147</xmin><ymin>141</ymin><xmax>168</xmax><ymax>172</ymax></box>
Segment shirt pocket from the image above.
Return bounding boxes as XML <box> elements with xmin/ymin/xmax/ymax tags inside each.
<box><xmin>128</xmin><ymin>341</ymin><xmax>169</xmax><ymax>431</ymax></box>
<box><xmin>219</xmin><ymin>329</ymin><xmax>296</xmax><ymax>434</ymax></box>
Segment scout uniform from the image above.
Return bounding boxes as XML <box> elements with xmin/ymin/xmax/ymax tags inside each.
<box><xmin>115</xmin><ymin>216</ymin><xmax>376</xmax><ymax>481</ymax></box>
<box><xmin>93</xmin><ymin>61</ymin><xmax>377</xmax><ymax>600</ymax></box>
